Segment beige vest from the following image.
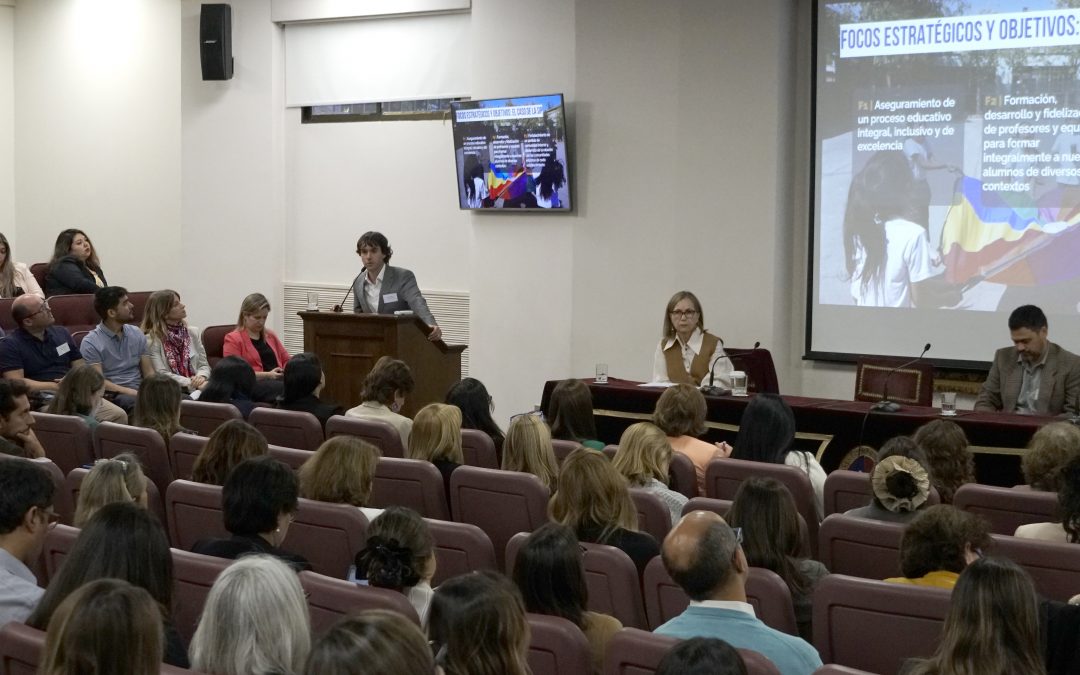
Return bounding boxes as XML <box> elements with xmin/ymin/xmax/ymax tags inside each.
<box><xmin>663</xmin><ymin>332</ymin><xmax>720</xmax><ymax>384</ymax></box>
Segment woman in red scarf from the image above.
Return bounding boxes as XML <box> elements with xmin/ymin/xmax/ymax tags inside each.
<box><xmin>141</xmin><ymin>289</ymin><xmax>211</xmax><ymax>393</ymax></box>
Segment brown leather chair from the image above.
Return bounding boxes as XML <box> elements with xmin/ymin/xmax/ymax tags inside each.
<box><xmin>170</xmin><ymin>549</ymin><xmax>232</xmax><ymax>643</ymax></box>
<box><xmin>0</xmin><ymin>622</ymin><xmax>45</xmax><ymax>675</ymax></box>
<box><xmin>449</xmin><ymin>466</ymin><xmax>550</xmax><ymax>568</ymax></box>
<box><xmin>552</xmin><ymin>439</ymin><xmax>580</xmax><ymax>464</ymax></box>
<box><xmin>813</xmin><ymin>574</ymin><xmax>950</xmax><ymax>673</ymax></box>
<box><xmin>165</xmin><ymin>480</ymin><xmax>228</xmax><ymax>550</ymax></box>
<box><xmin>668</xmin><ymin>452</ymin><xmax>698</xmax><ymax>498</ymax></box>
<box><xmin>249</xmin><ymin>407</ymin><xmax>324</xmax><ymax>451</ymax></box>
<box><xmin>326</xmin><ymin>415</ymin><xmax>405</xmax><ymax>459</ymax></box>
<box><xmin>179</xmin><ymin>400</ymin><xmax>242</xmax><ymax>437</ymax></box>
<box><xmin>728</xmin><ymin>346</ymin><xmax>781</xmax><ymax>396</ymax></box>
<box><xmin>526</xmin><ymin>614</ymin><xmax>592</xmax><ymax>675</ymax></box>
<box><xmin>93</xmin><ymin>422</ymin><xmax>173</xmax><ymax>496</ymax></box>
<box><xmin>65</xmin><ymin>466</ymin><xmax>166</xmax><ymax>530</ymax></box>
<box><xmin>300</xmin><ymin>569</ymin><xmax>420</xmax><ymax>634</ymax></box>
<box><xmin>426</xmin><ymin>518</ymin><xmax>496</xmax><ymax>586</ymax></box>
<box><xmin>46</xmin><ymin>294</ymin><xmax>98</xmax><ymax>334</ymax></box>
<box><xmin>370</xmin><ymin>457</ymin><xmax>450</xmax><ymax>520</ymax></box>
<box><xmin>953</xmin><ymin>483</ymin><xmax>1058</xmax><ymax>535</ymax></box>
<box><xmin>823</xmin><ymin>470</ymin><xmax>872</xmax><ymax>517</ymax></box>
<box><xmin>602</xmin><ymin>627</ymin><xmax>780</xmax><ymax>675</ymax></box>
<box><xmin>30</xmin><ymin>411</ymin><xmax>94</xmax><ymax>475</ymax></box>
<box><xmin>991</xmin><ymin>533</ymin><xmax>1080</xmax><ymax>602</ymax></box>
<box><xmin>641</xmin><ymin>556</ymin><xmax>686</xmax><ymax>630</ymax></box>
<box><xmin>168</xmin><ymin>433</ymin><xmax>208</xmax><ymax>480</ymax></box>
<box><xmin>268</xmin><ymin>444</ymin><xmax>313</xmax><ymax>471</ymax></box>
<box><xmin>201</xmin><ymin>324</ymin><xmax>233</xmax><ymax>368</ymax></box>
<box><xmin>817</xmin><ymin>514</ymin><xmax>904</xmax><ymax>580</ymax></box>
<box><xmin>288</xmin><ymin>497</ymin><xmax>368</xmax><ymax>579</ymax></box>
<box><xmin>42</xmin><ymin>523</ymin><xmax>80</xmax><ymax>585</ymax></box>
<box><xmin>854</xmin><ymin>357</ymin><xmax>934</xmax><ymax>407</ymax></box>
<box><xmin>682</xmin><ymin>496</ymin><xmax>732</xmax><ymax>518</ymax></box>
<box><xmin>629</xmin><ymin>488</ymin><xmax>672</xmax><ymax>543</ymax></box>
<box><xmin>461</xmin><ymin>429</ymin><xmax>499</xmax><ymax>469</ymax></box>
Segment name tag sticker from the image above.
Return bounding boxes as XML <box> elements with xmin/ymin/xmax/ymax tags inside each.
<box><xmin>56</xmin><ymin>343</ymin><xmax>70</xmax><ymax>356</ymax></box>
<box><xmin>383</xmin><ymin>293</ymin><xmax>399</xmax><ymax>303</ymax></box>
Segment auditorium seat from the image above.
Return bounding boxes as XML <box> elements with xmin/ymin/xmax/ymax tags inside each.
<box><xmin>127</xmin><ymin>291</ymin><xmax>151</xmax><ymax>324</ymax></box>
<box><xmin>668</xmin><ymin>452</ymin><xmax>698</xmax><ymax>498</ymax></box>
<box><xmin>426</xmin><ymin>518</ymin><xmax>496</xmax><ymax>586</ymax></box>
<box><xmin>168</xmin><ymin>432</ymin><xmax>208</xmax><ymax>480</ymax></box>
<box><xmin>552</xmin><ymin>439</ymin><xmax>580</xmax><ymax>464</ymax></box>
<box><xmin>70</xmin><ymin>330</ymin><xmax>90</xmax><ymax>348</ymax></box>
<box><xmin>200</xmin><ymin>324</ymin><xmax>232</xmax><ymax>368</ymax></box>
<box><xmin>45</xmin><ymin>294</ymin><xmax>98</xmax><ymax>334</ymax></box>
<box><xmin>268</xmin><ymin>444</ymin><xmax>313</xmax><ymax>470</ymax></box>
<box><xmin>165</xmin><ymin>480</ymin><xmax>228</xmax><ymax>550</ymax></box>
<box><xmin>325</xmin><ymin>415</ymin><xmax>405</xmax><ymax>458</ymax></box>
<box><xmin>179</xmin><ymin>400</ymin><xmax>241</xmax><ymax>437</ymax></box>
<box><xmin>953</xmin><ymin>483</ymin><xmax>1058</xmax><ymax>535</ymax></box>
<box><xmin>602</xmin><ymin>444</ymin><xmax>618</xmax><ymax>460</ymax></box>
<box><xmin>248</xmin><ymin>407</ymin><xmax>324</xmax><ymax>451</ymax></box>
<box><xmin>823</xmin><ymin>470</ymin><xmax>872</xmax><ymax>516</ymax></box>
<box><xmin>93</xmin><ymin>422</ymin><xmax>173</xmax><ymax>496</ymax></box>
<box><xmin>449</xmin><ymin>466</ymin><xmax>550</xmax><ymax>568</ymax></box>
<box><xmin>30</xmin><ymin>411</ymin><xmax>93</xmax><ymax>475</ymax></box>
<box><xmin>0</xmin><ymin>298</ymin><xmax>15</xmax><ymax>332</ymax></box>
<box><xmin>602</xmin><ymin>628</ymin><xmax>781</xmax><ymax>675</ymax></box>
<box><xmin>813</xmin><ymin>574</ymin><xmax>950</xmax><ymax>673</ymax></box>
<box><xmin>370</xmin><ymin>457</ymin><xmax>450</xmax><ymax>520</ymax></box>
<box><xmin>526</xmin><ymin>614</ymin><xmax>592</xmax><ymax>675</ymax></box>
<box><xmin>461</xmin><ymin>429</ymin><xmax>499</xmax><ymax>469</ymax></box>
<box><xmin>817</xmin><ymin>514</ymin><xmax>904</xmax><ymax>580</ymax></box>
<box><xmin>22</xmin><ymin>457</ymin><xmax>73</xmax><ymax>527</ymax></box>
<box><xmin>287</xmin><ymin>497</ymin><xmax>368</xmax><ymax>579</ymax></box>
<box><xmin>65</xmin><ymin>466</ymin><xmax>166</xmax><ymax>529</ymax></box>
<box><xmin>629</xmin><ymin>488</ymin><xmax>672</xmax><ymax>543</ymax></box>
<box><xmin>681</xmin><ymin>496</ymin><xmax>732</xmax><ymax>517</ymax></box>
<box><xmin>29</xmin><ymin>262</ymin><xmax>47</xmax><ymax>291</ymax></box>
<box><xmin>171</xmin><ymin>549</ymin><xmax>232</xmax><ymax>644</ymax></box>
<box><xmin>0</xmin><ymin>621</ymin><xmax>45</xmax><ymax>675</ymax></box>
<box><xmin>578</xmin><ymin>541</ymin><xmax>648</xmax><ymax>629</ymax></box>
<box><xmin>991</xmin><ymin>533</ymin><xmax>1080</xmax><ymax>602</ymax></box>
<box><xmin>42</xmin><ymin>523</ymin><xmax>79</xmax><ymax>585</ymax></box>
<box><xmin>300</xmin><ymin>569</ymin><xmax>419</xmax><ymax>633</ymax></box>
<box><xmin>854</xmin><ymin>357</ymin><xmax>934</xmax><ymax>407</ymax></box>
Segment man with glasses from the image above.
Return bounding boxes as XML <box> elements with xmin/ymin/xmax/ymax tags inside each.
<box><xmin>0</xmin><ymin>457</ymin><xmax>56</xmax><ymax>623</ymax></box>
<box><xmin>0</xmin><ymin>294</ymin><xmax>127</xmax><ymax>423</ymax></box>
<box><xmin>655</xmin><ymin>511</ymin><xmax>822</xmax><ymax>675</ymax></box>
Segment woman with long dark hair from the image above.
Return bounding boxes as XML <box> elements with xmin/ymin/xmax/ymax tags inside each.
<box><xmin>546</xmin><ymin>379</ymin><xmax>603</xmax><ymax>450</ymax></box>
<box><xmin>44</xmin><ymin>229</ymin><xmax>107</xmax><ymax>296</ymax></box>
<box><xmin>199</xmin><ymin>355</ymin><xmax>259</xmax><ymax>418</ymax></box>
<box><xmin>428</xmin><ymin>571</ymin><xmax>530</xmax><ymax>675</ymax></box>
<box><xmin>278</xmin><ymin>352</ymin><xmax>343</xmax><ymax>428</ymax></box>
<box><xmin>446</xmin><ymin>377</ymin><xmax>505</xmax><ymax>453</ymax></box>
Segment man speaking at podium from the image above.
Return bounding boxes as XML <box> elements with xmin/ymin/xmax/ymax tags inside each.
<box><xmin>352</xmin><ymin>231</ymin><xmax>442</xmax><ymax>341</ymax></box>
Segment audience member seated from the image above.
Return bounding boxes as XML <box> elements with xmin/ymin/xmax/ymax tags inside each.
<box><xmin>651</xmin><ymin>290</ymin><xmax>732</xmax><ymax>388</ymax></box>
<box><xmin>43</xmin><ymin>229</ymin><xmax>107</xmax><ymax>297</ymax></box>
<box><xmin>729</xmin><ymin>477</ymin><xmax>829</xmax><ymax>641</ymax></box>
<box><xmin>40</xmin><ymin>579</ymin><xmax>163</xmax><ymax>675</ymax></box>
<box><xmin>199</xmin><ymin>355</ymin><xmax>259</xmax><ymax>419</ymax></box>
<box><xmin>446</xmin><ymin>377</ymin><xmax>506</xmax><ymax>455</ymax></box>
<box><xmin>885</xmin><ymin>505</ymin><xmax>991</xmax><ymax>589</ymax></box>
<box><xmin>1015</xmin><ymin>455</ymin><xmax>1080</xmax><ymax>543</ymax></box>
<box><xmin>80</xmin><ymin>286</ymin><xmax>154</xmax><ymax>414</ymax></box>
<box><xmin>345</xmin><ymin>356</ymin><xmax>415</xmax><ymax>446</ymax></box>
<box><xmin>190</xmin><ymin>418</ymin><xmax>268</xmax><ymax>485</ymax></box>
<box><xmin>134</xmin><ymin>374</ymin><xmax>192</xmax><ymax>447</ymax></box>
<box><xmin>731</xmin><ymin>393</ymin><xmax>825</xmax><ymax>520</ymax></box>
<box><xmin>913</xmin><ymin>419</ymin><xmax>974</xmax><ymax>504</ymax></box>
<box><xmin>655</xmin><ymin>511</ymin><xmax>823</xmax><ymax>675</ymax></box>
<box><xmin>901</xmin><ymin>557</ymin><xmax>1045</xmax><ymax>675</ymax></box>
<box><xmin>845</xmin><ymin>437</ymin><xmax>932</xmax><ymax>524</ymax></box>
<box><xmin>141</xmin><ymin>289</ymin><xmax>211</xmax><ymax>394</ymax></box>
<box><xmin>304</xmin><ymin>610</ymin><xmax>437</xmax><ymax>675</ymax></box>
<box><xmin>655</xmin><ymin>637</ymin><xmax>748</xmax><ymax>675</ymax></box>
<box><xmin>189</xmin><ymin>554</ymin><xmax>312</xmax><ymax>675</ymax></box>
<box><xmin>27</xmin><ymin>502</ymin><xmax>190</xmax><ymax>668</ymax></box>
<box><xmin>278</xmin><ymin>352</ymin><xmax>344</xmax><ymax>428</ymax></box>
<box><xmin>0</xmin><ymin>380</ymin><xmax>44</xmax><ymax>458</ymax></box>
<box><xmin>546</xmin><ymin>378</ymin><xmax>604</xmax><ymax>450</ymax></box>
<box><xmin>512</xmin><ymin>522</ymin><xmax>623</xmax><ymax>674</ymax></box>
<box><xmin>653</xmin><ymin>383</ymin><xmax>731</xmax><ymax>494</ymax></box>
<box><xmin>299</xmin><ymin>436</ymin><xmax>382</xmax><ymax>520</ymax></box>
<box><xmin>192</xmin><ymin>455</ymin><xmax>311</xmax><ymax>571</ymax></box>
<box><xmin>0</xmin><ymin>233</ymin><xmax>43</xmax><ymax>298</ymax></box>
<box><xmin>1022</xmin><ymin>422</ymin><xmax>1080</xmax><ymax>492</ymax></box>
<box><xmin>353</xmin><ymin>506</ymin><xmax>436</xmax><ymax>626</ymax></box>
<box><xmin>222</xmin><ymin>292</ymin><xmax>290</xmax><ymax>403</ymax></box>
<box><xmin>3</xmin><ymin>294</ymin><xmax>126</xmax><ymax>423</ymax></box>
<box><xmin>46</xmin><ymin>365</ymin><xmax>107</xmax><ymax>429</ymax></box>
<box><xmin>408</xmin><ymin>403</ymin><xmax>464</xmax><ymax>496</ymax></box>
<box><xmin>613</xmin><ymin>421</ymin><xmax>688</xmax><ymax>523</ymax></box>
<box><xmin>428</xmin><ymin>570</ymin><xmax>531</xmax><ymax>675</ymax></box>
<box><xmin>501</xmin><ymin>413</ymin><xmax>559</xmax><ymax>491</ymax></box>
<box><xmin>74</xmin><ymin>452</ymin><xmax>148</xmax><ymax>527</ymax></box>
<box><xmin>0</xmin><ymin>458</ymin><xmax>55</xmax><ymax>624</ymax></box>
<box><xmin>550</xmin><ymin>448</ymin><xmax>660</xmax><ymax>574</ymax></box>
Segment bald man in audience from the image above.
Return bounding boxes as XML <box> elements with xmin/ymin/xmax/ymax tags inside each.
<box><xmin>0</xmin><ymin>294</ymin><xmax>126</xmax><ymax>423</ymax></box>
<box><xmin>655</xmin><ymin>511</ymin><xmax>822</xmax><ymax>675</ymax></box>
<box><xmin>0</xmin><ymin>458</ymin><xmax>55</xmax><ymax>624</ymax></box>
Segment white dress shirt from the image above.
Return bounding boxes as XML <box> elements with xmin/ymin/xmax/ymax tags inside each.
<box><xmin>363</xmin><ymin>265</ymin><xmax>386</xmax><ymax>314</ymax></box>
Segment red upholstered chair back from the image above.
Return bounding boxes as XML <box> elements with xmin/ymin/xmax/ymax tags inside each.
<box><xmin>824</xmin><ymin>470</ymin><xmax>872</xmax><ymax>517</ymax></box>
<box><xmin>288</xmin><ymin>498</ymin><xmax>368</xmax><ymax>579</ymax></box>
<box><xmin>580</xmin><ymin>542</ymin><xmax>648</xmax><ymax>629</ymax></box>
<box><xmin>854</xmin><ymin>357</ymin><xmax>934</xmax><ymax>407</ymax></box>
<box><xmin>326</xmin><ymin>415</ymin><xmax>405</xmax><ymax>459</ymax></box>
<box><xmin>668</xmin><ymin>452</ymin><xmax>698</xmax><ymax>498</ymax></box>
<box><xmin>268</xmin><ymin>445</ymin><xmax>313</xmax><ymax>471</ymax></box>
<box><xmin>461</xmin><ymin>429</ymin><xmax>499</xmax><ymax>469</ymax></box>
<box><xmin>31</xmin><ymin>412</ymin><xmax>94</xmax><ymax>476</ymax></box>
<box><xmin>746</xmin><ymin>567</ymin><xmax>799</xmax><ymax>636</ymax></box>
<box><xmin>179</xmin><ymin>400</ymin><xmax>242</xmax><ymax>437</ymax></box>
<box><xmin>168</xmin><ymin>432</ymin><xmax>208</xmax><ymax>481</ymax></box>
<box><xmin>682</xmin><ymin>496</ymin><xmax>732</xmax><ymax>518</ymax></box>
<box><xmin>19</xmin><ymin>457</ymin><xmax>73</xmax><ymax>527</ymax></box>
<box><xmin>526</xmin><ymin>614</ymin><xmax>592</xmax><ymax>675</ymax></box>
<box><xmin>165</xmin><ymin>480</ymin><xmax>228</xmax><ymax>550</ymax></box>
<box><xmin>42</xmin><ymin>523</ymin><xmax>80</xmax><ymax>585</ymax></box>
<box><xmin>93</xmin><ymin>422</ymin><xmax>173</xmax><ymax>496</ymax></box>
<box><xmin>299</xmin><ymin>570</ymin><xmax>419</xmax><ymax>634</ymax></box>
<box><xmin>64</xmin><ymin>466</ymin><xmax>166</xmax><ymax>532</ymax></box>
<box><xmin>370</xmin><ymin>457</ymin><xmax>450</xmax><ymax>520</ymax></box>
<box><xmin>813</xmin><ymin>574</ymin><xmax>950</xmax><ymax>673</ymax></box>
<box><xmin>551</xmin><ymin>439</ymin><xmax>580</xmax><ymax>464</ymax></box>
<box><xmin>628</xmin><ymin>489</ymin><xmax>672</xmax><ymax>544</ymax></box>
<box><xmin>602</xmin><ymin>444</ymin><xmax>618</xmax><ymax>460</ymax></box>
<box><xmin>991</xmin><ymin>533</ymin><xmax>1080</xmax><ymax>602</ymax></box>
<box><xmin>953</xmin><ymin>483</ymin><xmax>1059</xmax><ymax>535</ymax></box>
<box><xmin>426</xmin><ymin>518</ymin><xmax>496</xmax><ymax>586</ymax></box>
<box><xmin>249</xmin><ymin>407</ymin><xmax>324</xmax><ymax>451</ymax></box>
<box><xmin>126</xmin><ymin>291</ymin><xmax>152</xmax><ymax>325</ymax></box>
<box><xmin>602</xmin><ymin>628</ymin><xmax>781</xmax><ymax>675</ymax></box>
<box><xmin>71</xmin><ymin>330</ymin><xmax>89</xmax><ymax>348</ymax></box>
<box><xmin>817</xmin><ymin>514</ymin><xmax>905</xmax><ymax>580</ymax></box>
<box><xmin>449</xmin><ymin>466</ymin><xmax>550</xmax><ymax>568</ymax></box>
<box><xmin>46</xmin><ymin>294</ymin><xmax>98</xmax><ymax>334</ymax></box>
<box><xmin>170</xmin><ymin>549</ymin><xmax>232</xmax><ymax>644</ymax></box>
<box><xmin>29</xmin><ymin>262</ymin><xmax>48</xmax><ymax>290</ymax></box>
<box><xmin>0</xmin><ymin>298</ymin><xmax>13</xmax><ymax>332</ymax></box>
<box><xmin>201</xmin><ymin>324</ymin><xmax>233</xmax><ymax>368</ymax></box>
<box><xmin>641</xmin><ymin>555</ymin><xmax>686</xmax><ymax>630</ymax></box>
<box><xmin>0</xmin><ymin>622</ymin><xmax>45</xmax><ymax>675</ymax></box>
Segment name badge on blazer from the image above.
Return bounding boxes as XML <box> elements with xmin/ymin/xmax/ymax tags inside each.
<box><xmin>383</xmin><ymin>293</ymin><xmax>399</xmax><ymax>303</ymax></box>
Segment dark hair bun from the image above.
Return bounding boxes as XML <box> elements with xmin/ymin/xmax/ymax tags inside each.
<box><xmin>886</xmin><ymin>470</ymin><xmax>918</xmax><ymax>499</ymax></box>
<box><xmin>354</xmin><ymin>536</ymin><xmax>421</xmax><ymax>590</ymax></box>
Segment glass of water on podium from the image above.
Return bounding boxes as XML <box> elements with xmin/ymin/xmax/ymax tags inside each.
<box><xmin>731</xmin><ymin>371</ymin><xmax>748</xmax><ymax>397</ymax></box>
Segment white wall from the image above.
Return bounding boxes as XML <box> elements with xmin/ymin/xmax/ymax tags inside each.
<box><xmin>0</xmin><ymin>1</ymin><xmax>13</xmax><ymax>254</ymax></box>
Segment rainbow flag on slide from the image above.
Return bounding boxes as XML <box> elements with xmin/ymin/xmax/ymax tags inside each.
<box><xmin>487</xmin><ymin>164</ymin><xmax>531</xmax><ymax>201</ymax></box>
<box><xmin>941</xmin><ymin>177</ymin><xmax>1080</xmax><ymax>286</ymax></box>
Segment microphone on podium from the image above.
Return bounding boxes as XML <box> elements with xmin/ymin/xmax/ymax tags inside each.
<box><xmin>333</xmin><ymin>272</ymin><xmax>365</xmax><ymax>313</ymax></box>
<box><xmin>873</xmin><ymin>343</ymin><xmax>932</xmax><ymax>413</ymax></box>
<box><xmin>701</xmin><ymin>341</ymin><xmax>760</xmax><ymax>397</ymax></box>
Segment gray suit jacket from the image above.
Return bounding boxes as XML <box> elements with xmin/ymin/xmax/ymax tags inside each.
<box><xmin>975</xmin><ymin>342</ymin><xmax>1080</xmax><ymax>415</ymax></box>
<box><xmin>352</xmin><ymin>265</ymin><xmax>437</xmax><ymax>326</ymax></box>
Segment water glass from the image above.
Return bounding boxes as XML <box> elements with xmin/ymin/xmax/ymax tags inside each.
<box><xmin>306</xmin><ymin>292</ymin><xmax>319</xmax><ymax>311</ymax></box>
<box><xmin>940</xmin><ymin>391</ymin><xmax>957</xmax><ymax>416</ymax></box>
<box><xmin>731</xmin><ymin>371</ymin><xmax>748</xmax><ymax>397</ymax></box>
<box><xmin>595</xmin><ymin>363</ymin><xmax>609</xmax><ymax>384</ymax></box>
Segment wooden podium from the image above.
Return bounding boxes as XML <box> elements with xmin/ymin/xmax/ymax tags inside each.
<box><xmin>299</xmin><ymin>311</ymin><xmax>465</xmax><ymax>417</ymax></box>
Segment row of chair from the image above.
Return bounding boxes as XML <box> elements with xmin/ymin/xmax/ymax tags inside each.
<box><xmin>0</xmin><ymin>291</ymin><xmax>153</xmax><ymax>335</ymax></box>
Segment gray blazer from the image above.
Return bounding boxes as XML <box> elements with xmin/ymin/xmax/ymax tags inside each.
<box><xmin>352</xmin><ymin>265</ymin><xmax>437</xmax><ymax>326</ymax></box>
<box><xmin>975</xmin><ymin>342</ymin><xmax>1080</xmax><ymax>415</ymax></box>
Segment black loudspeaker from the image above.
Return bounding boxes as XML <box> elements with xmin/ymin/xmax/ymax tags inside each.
<box><xmin>200</xmin><ymin>4</ymin><xmax>234</xmax><ymax>81</ymax></box>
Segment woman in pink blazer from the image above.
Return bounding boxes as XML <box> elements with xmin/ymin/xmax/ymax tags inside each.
<box><xmin>223</xmin><ymin>293</ymin><xmax>290</xmax><ymax>402</ymax></box>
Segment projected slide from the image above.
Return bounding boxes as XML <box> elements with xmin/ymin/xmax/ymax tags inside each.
<box><xmin>812</xmin><ymin>0</ymin><xmax>1080</xmax><ymax>361</ymax></box>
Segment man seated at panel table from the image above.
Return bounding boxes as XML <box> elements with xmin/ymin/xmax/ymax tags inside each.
<box><xmin>0</xmin><ymin>295</ymin><xmax>127</xmax><ymax>423</ymax></box>
<box><xmin>975</xmin><ymin>305</ymin><xmax>1080</xmax><ymax>416</ymax></box>
<box><xmin>79</xmin><ymin>286</ymin><xmax>155</xmax><ymax>415</ymax></box>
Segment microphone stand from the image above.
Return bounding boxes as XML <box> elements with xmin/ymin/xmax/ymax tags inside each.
<box><xmin>872</xmin><ymin>343</ymin><xmax>931</xmax><ymax>413</ymax></box>
<box><xmin>333</xmin><ymin>271</ymin><xmax>365</xmax><ymax>313</ymax></box>
<box><xmin>700</xmin><ymin>353</ymin><xmax>731</xmax><ymax>397</ymax></box>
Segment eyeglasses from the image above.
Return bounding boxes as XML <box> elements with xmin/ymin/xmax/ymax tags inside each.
<box><xmin>732</xmin><ymin>527</ymin><xmax>743</xmax><ymax>545</ymax></box>
<box><xmin>27</xmin><ymin>301</ymin><xmax>51</xmax><ymax>318</ymax></box>
<box><xmin>670</xmin><ymin>309</ymin><xmax>699</xmax><ymax>318</ymax></box>
<box><xmin>39</xmin><ymin>508</ymin><xmax>60</xmax><ymax>530</ymax></box>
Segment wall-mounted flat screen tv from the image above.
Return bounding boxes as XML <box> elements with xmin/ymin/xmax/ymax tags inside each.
<box><xmin>451</xmin><ymin>94</ymin><xmax>571</xmax><ymax>211</ymax></box>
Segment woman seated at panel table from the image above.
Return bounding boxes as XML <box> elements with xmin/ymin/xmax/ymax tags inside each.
<box><xmin>44</xmin><ymin>228</ymin><xmax>108</xmax><ymax>296</ymax></box>
<box><xmin>223</xmin><ymin>292</ymin><xmax>290</xmax><ymax>402</ymax></box>
<box><xmin>651</xmin><ymin>290</ymin><xmax>732</xmax><ymax>387</ymax></box>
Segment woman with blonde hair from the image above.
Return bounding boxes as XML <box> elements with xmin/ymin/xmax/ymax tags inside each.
<box><xmin>141</xmin><ymin>289</ymin><xmax>211</xmax><ymax>393</ymax></box>
<box><xmin>0</xmin><ymin>232</ymin><xmax>43</xmax><ymax>298</ymax></box>
<box><xmin>653</xmin><ymin>383</ymin><xmax>731</xmax><ymax>494</ymax></box>
<box><xmin>550</xmin><ymin>447</ymin><xmax>659</xmax><ymax>574</ymax></box>
<box><xmin>1022</xmin><ymin>421</ymin><xmax>1080</xmax><ymax>491</ymax></box>
<box><xmin>223</xmin><ymin>292</ymin><xmax>290</xmax><ymax>402</ymax></box>
<box><xmin>189</xmin><ymin>554</ymin><xmax>312</xmax><ymax>675</ymax></box>
<box><xmin>502</xmin><ymin>414</ymin><xmax>559</xmax><ymax>490</ymax></box>
<box><xmin>191</xmin><ymin>418</ymin><xmax>268</xmax><ymax>485</ymax></box>
<box><xmin>304</xmin><ymin>610</ymin><xmax>437</xmax><ymax>675</ymax></box>
<box><xmin>46</xmin><ymin>364</ymin><xmax>108</xmax><ymax>428</ymax></box>
<box><xmin>651</xmin><ymin>290</ymin><xmax>731</xmax><ymax>387</ymax></box>
<box><xmin>428</xmin><ymin>571</ymin><xmax>530</xmax><ymax>675</ymax></box>
<box><xmin>612</xmin><ymin>422</ymin><xmax>687</xmax><ymax>523</ymax></box>
<box><xmin>408</xmin><ymin>403</ymin><xmax>464</xmax><ymax>495</ymax></box>
<box><xmin>134</xmin><ymin>374</ymin><xmax>189</xmax><ymax>446</ymax></box>
<box><xmin>74</xmin><ymin>452</ymin><xmax>149</xmax><ymax>526</ymax></box>
<box><xmin>299</xmin><ymin>436</ymin><xmax>383</xmax><ymax>521</ymax></box>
